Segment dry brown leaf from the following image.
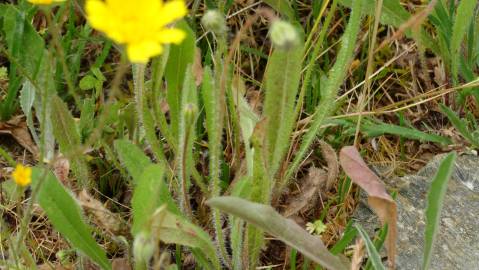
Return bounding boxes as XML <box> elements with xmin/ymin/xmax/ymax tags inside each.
<box><xmin>78</xmin><ymin>190</ymin><xmax>125</xmax><ymax>235</ymax></box>
<box><xmin>192</xmin><ymin>47</ymin><xmax>204</xmax><ymax>86</ymax></box>
<box><xmin>283</xmin><ymin>167</ymin><xmax>327</xmax><ymax>217</ymax></box>
<box><xmin>339</xmin><ymin>146</ymin><xmax>397</xmax><ymax>269</ymax></box>
<box><xmin>53</xmin><ymin>156</ymin><xmax>70</xmax><ymax>185</ymax></box>
<box><xmin>319</xmin><ymin>140</ymin><xmax>339</xmax><ymax>190</ymax></box>
<box><xmin>112</xmin><ymin>258</ymin><xmax>131</xmax><ymax>270</ymax></box>
<box><xmin>350</xmin><ymin>238</ymin><xmax>365</xmax><ymax>270</ymax></box>
<box><xmin>37</xmin><ymin>263</ymin><xmax>72</xmax><ymax>270</ymax></box>
<box><xmin>0</xmin><ymin>115</ymin><xmax>38</xmax><ymax>157</ymax></box>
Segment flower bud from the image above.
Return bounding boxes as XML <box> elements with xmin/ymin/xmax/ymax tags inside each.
<box><xmin>133</xmin><ymin>232</ymin><xmax>155</xmax><ymax>266</ymax></box>
<box><xmin>269</xmin><ymin>20</ymin><xmax>299</xmax><ymax>50</ymax></box>
<box><xmin>201</xmin><ymin>10</ymin><xmax>227</xmax><ymax>35</ymax></box>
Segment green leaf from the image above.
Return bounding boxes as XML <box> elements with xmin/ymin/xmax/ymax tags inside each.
<box><xmin>113</xmin><ymin>139</ymin><xmax>152</xmax><ymax>183</ymax></box>
<box><xmin>1</xmin><ymin>5</ymin><xmax>45</xmax><ymax>120</ymax></box>
<box><xmin>440</xmin><ymin>104</ymin><xmax>479</xmax><ymax>147</ymax></box>
<box><xmin>20</xmin><ymin>80</ymin><xmax>39</xmax><ymax>145</ymax></box>
<box><xmin>422</xmin><ymin>152</ymin><xmax>457</xmax><ymax>270</ymax></box>
<box><xmin>31</xmin><ymin>50</ymin><xmax>56</xmax><ymax>161</ymax></box>
<box><xmin>339</xmin><ymin>0</ymin><xmax>435</xmax><ymax>53</ymax></box>
<box><xmin>207</xmin><ymin>196</ymin><xmax>349</xmax><ymax>270</ymax></box>
<box><xmin>263</xmin><ymin>0</ymin><xmax>295</xmax><ymax>20</ymax></box>
<box><xmin>330</xmin><ymin>221</ymin><xmax>357</xmax><ymax>255</ymax></box>
<box><xmin>51</xmin><ymin>95</ymin><xmax>89</xmax><ymax>187</ymax></box>
<box><xmin>263</xmin><ymin>33</ymin><xmax>304</xmax><ymax>177</ymax></box>
<box><xmin>152</xmin><ymin>206</ymin><xmax>221</xmax><ymax>270</ymax></box>
<box><xmin>32</xmin><ymin>168</ymin><xmax>111</xmax><ymax>270</ymax></box>
<box><xmin>131</xmin><ymin>164</ymin><xmax>164</xmax><ymax>236</ymax></box>
<box><xmin>355</xmin><ymin>224</ymin><xmax>386</xmax><ymax>270</ymax></box>
<box><xmin>79</xmin><ymin>75</ymin><xmax>98</xmax><ymax>91</ymax></box>
<box><xmin>340</xmin><ymin>0</ymin><xmax>407</xmax><ymax>28</ymax></box>
<box><xmin>360</xmin><ymin>121</ymin><xmax>451</xmax><ymax>145</ymax></box>
<box><xmin>450</xmin><ymin>0</ymin><xmax>477</xmax><ymax>81</ymax></box>
<box><xmin>165</xmin><ymin>20</ymin><xmax>195</xmax><ymax>137</ymax></box>
<box><xmin>79</xmin><ymin>97</ymin><xmax>96</xmax><ymax>140</ymax></box>
<box><xmin>114</xmin><ymin>139</ymin><xmax>181</xmax><ymax>215</ymax></box>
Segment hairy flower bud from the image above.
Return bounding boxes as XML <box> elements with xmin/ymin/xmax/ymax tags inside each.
<box><xmin>201</xmin><ymin>10</ymin><xmax>227</xmax><ymax>35</ymax></box>
<box><xmin>133</xmin><ymin>232</ymin><xmax>155</xmax><ymax>267</ymax></box>
<box><xmin>269</xmin><ymin>20</ymin><xmax>299</xmax><ymax>50</ymax></box>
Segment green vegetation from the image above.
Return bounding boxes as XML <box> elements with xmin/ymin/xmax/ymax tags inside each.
<box><xmin>0</xmin><ymin>0</ymin><xmax>475</xmax><ymax>269</ymax></box>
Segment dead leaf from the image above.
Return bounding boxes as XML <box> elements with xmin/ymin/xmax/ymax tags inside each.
<box><xmin>319</xmin><ymin>140</ymin><xmax>339</xmax><ymax>190</ymax></box>
<box><xmin>339</xmin><ymin>146</ymin><xmax>397</xmax><ymax>269</ymax></box>
<box><xmin>350</xmin><ymin>238</ymin><xmax>365</xmax><ymax>270</ymax></box>
<box><xmin>53</xmin><ymin>156</ymin><xmax>70</xmax><ymax>185</ymax></box>
<box><xmin>0</xmin><ymin>115</ymin><xmax>38</xmax><ymax>157</ymax></box>
<box><xmin>37</xmin><ymin>263</ymin><xmax>72</xmax><ymax>270</ymax></box>
<box><xmin>112</xmin><ymin>258</ymin><xmax>131</xmax><ymax>270</ymax></box>
<box><xmin>192</xmin><ymin>47</ymin><xmax>204</xmax><ymax>86</ymax></box>
<box><xmin>78</xmin><ymin>190</ymin><xmax>125</xmax><ymax>235</ymax></box>
<box><xmin>283</xmin><ymin>167</ymin><xmax>327</xmax><ymax>217</ymax></box>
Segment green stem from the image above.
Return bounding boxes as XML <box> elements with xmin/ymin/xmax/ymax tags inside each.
<box><xmin>211</xmin><ymin>35</ymin><xmax>232</xmax><ymax>268</ymax></box>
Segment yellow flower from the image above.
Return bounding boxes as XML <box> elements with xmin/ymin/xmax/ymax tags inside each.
<box><xmin>86</xmin><ymin>0</ymin><xmax>188</xmax><ymax>63</ymax></box>
<box><xmin>28</xmin><ymin>0</ymin><xmax>65</xmax><ymax>5</ymax></box>
<box><xmin>12</xmin><ymin>164</ymin><xmax>32</xmax><ymax>187</ymax></box>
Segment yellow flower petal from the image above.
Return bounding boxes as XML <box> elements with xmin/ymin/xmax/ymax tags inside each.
<box><xmin>127</xmin><ymin>42</ymin><xmax>163</xmax><ymax>63</ymax></box>
<box><xmin>12</xmin><ymin>164</ymin><xmax>32</xmax><ymax>187</ymax></box>
<box><xmin>85</xmin><ymin>0</ymin><xmax>188</xmax><ymax>63</ymax></box>
<box><xmin>158</xmin><ymin>0</ymin><xmax>188</xmax><ymax>26</ymax></box>
<box><xmin>157</xmin><ymin>28</ymin><xmax>186</xmax><ymax>44</ymax></box>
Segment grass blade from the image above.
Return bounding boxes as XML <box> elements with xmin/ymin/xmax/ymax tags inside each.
<box><xmin>422</xmin><ymin>152</ymin><xmax>457</xmax><ymax>270</ymax></box>
<box><xmin>450</xmin><ymin>0</ymin><xmax>477</xmax><ymax>82</ymax></box>
<box><xmin>361</xmin><ymin>121</ymin><xmax>451</xmax><ymax>145</ymax></box>
<box><xmin>354</xmin><ymin>224</ymin><xmax>386</xmax><ymax>270</ymax></box>
<box><xmin>439</xmin><ymin>104</ymin><xmax>479</xmax><ymax>147</ymax></box>
<box><xmin>285</xmin><ymin>0</ymin><xmax>364</xmax><ymax>185</ymax></box>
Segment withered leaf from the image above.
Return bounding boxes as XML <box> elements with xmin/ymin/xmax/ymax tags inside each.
<box><xmin>339</xmin><ymin>146</ymin><xmax>397</xmax><ymax>269</ymax></box>
<box><xmin>0</xmin><ymin>115</ymin><xmax>38</xmax><ymax>157</ymax></box>
<box><xmin>78</xmin><ymin>190</ymin><xmax>125</xmax><ymax>235</ymax></box>
<box><xmin>283</xmin><ymin>167</ymin><xmax>327</xmax><ymax>217</ymax></box>
<box><xmin>192</xmin><ymin>47</ymin><xmax>204</xmax><ymax>86</ymax></box>
<box><xmin>319</xmin><ymin>140</ymin><xmax>339</xmax><ymax>190</ymax></box>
